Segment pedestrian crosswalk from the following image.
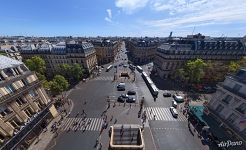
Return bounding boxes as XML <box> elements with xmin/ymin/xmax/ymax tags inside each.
<box><xmin>61</xmin><ymin>118</ymin><xmax>104</xmax><ymax>131</ymax></box>
<box><xmin>144</xmin><ymin>107</ymin><xmax>187</xmax><ymax>121</ymax></box>
<box><xmin>94</xmin><ymin>76</ymin><xmax>114</xmax><ymax>81</ymax></box>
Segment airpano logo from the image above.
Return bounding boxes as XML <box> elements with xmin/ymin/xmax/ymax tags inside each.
<box><xmin>218</xmin><ymin>140</ymin><xmax>243</xmax><ymax>148</ymax></box>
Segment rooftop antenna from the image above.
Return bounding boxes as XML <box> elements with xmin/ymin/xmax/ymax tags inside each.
<box><xmin>192</xmin><ymin>26</ymin><xmax>196</xmax><ymax>35</ymax></box>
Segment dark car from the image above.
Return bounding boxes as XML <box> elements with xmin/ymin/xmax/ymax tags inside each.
<box><xmin>117</xmin><ymin>94</ymin><xmax>128</xmax><ymax>102</ymax></box>
<box><xmin>126</xmin><ymin>95</ymin><xmax>136</xmax><ymax>103</ymax></box>
<box><xmin>203</xmin><ymin>86</ymin><xmax>217</xmax><ymax>93</ymax></box>
<box><xmin>127</xmin><ymin>90</ymin><xmax>136</xmax><ymax>95</ymax></box>
<box><xmin>163</xmin><ymin>90</ymin><xmax>171</xmax><ymax>97</ymax></box>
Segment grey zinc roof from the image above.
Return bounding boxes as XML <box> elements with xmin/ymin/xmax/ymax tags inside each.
<box><xmin>0</xmin><ymin>55</ymin><xmax>23</xmax><ymax>69</ymax></box>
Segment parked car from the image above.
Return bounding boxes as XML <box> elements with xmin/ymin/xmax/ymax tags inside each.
<box><xmin>172</xmin><ymin>100</ymin><xmax>178</xmax><ymax>108</ymax></box>
<box><xmin>126</xmin><ymin>95</ymin><xmax>136</xmax><ymax>103</ymax></box>
<box><xmin>173</xmin><ymin>94</ymin><xmax>184</xmax><ymax>103</ymax></box>
<box><xmin>203</xmin><ymin>86</ymin><xmax>217</xmax><ymax>93</ymax></box>
<box><xmin>170</xmin><ymin>107</ymin><xmax>178</xmax><ymax>118</ymax></box>
<box><xmin>117</xmin><ymin>94</ymin><xmax>128</xmax><ymax>102</ymax></box>
<box><xmin>117</xmin><ymin>82</ymin><xmax>125</xmax><ymax>91</ymax></box>
<box><xmin>163</xmin><ymin>90</ymin><xmax>171</xmax><ymax>97</ymax></box>
<box><xmin>127</xmin><ymin>90</ymin><xmax>136</xmax><ymax>95</ymax></box>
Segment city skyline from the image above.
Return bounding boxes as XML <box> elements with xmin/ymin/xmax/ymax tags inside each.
<box><xmin>0</xmin><ymin>0</ymin><xmax>246</xmax><ymax>37</ymax></box>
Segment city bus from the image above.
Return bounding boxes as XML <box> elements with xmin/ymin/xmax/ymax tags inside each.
<box><xmin>106</xmin><ymin>65</ymin><xmax>113</xmax><ymax>72</ymax></box>
<box><xmin>136</xmin><ymin>66</ymin><xmax>143</xmax><ymax>73</ymax></box>
<box><xmin>141</xmin><ymin>72</ymin><xmax>159</xmax><ymax>97</ymax></box>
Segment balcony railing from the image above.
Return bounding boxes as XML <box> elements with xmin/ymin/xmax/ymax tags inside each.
<box><xmin>0</xmin><ymin>80</ymin><xmax>42</xmax><ymax>104</ymax></box>
<box><xmin>0</xmin><ymin>102</ymin><xmax>53</xmax><ymax>150</ymax></box>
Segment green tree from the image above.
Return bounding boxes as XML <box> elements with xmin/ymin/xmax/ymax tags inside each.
<box><xmin>58</xmin><ymin>64</ymin><xmax>84</xmax><ymax>82</ymax></box>
<box><xmin>185</xmin><ymin>59</ymin><xmax>207</xmax><ymax>83</ymax></box>
<box><xmin>58</xmin><ymin>64</ymin><xmax>72</xmax><ymax>79</ymax></box>
<box><xmin>25</xmin><ymin>56</ymin><xmax>46</xmax><ymax>74</ymax></box>
<box><xmin>50</xmin><ymin>75</ymin><xmax>69</xmax><ymax>94</ymax></box>
<box><xmin>174</xmin><ymin>68</ymin><xmax>187</xmax><ymax>81</ymax></box>
<box><xmin>228</xmin><ymin>61</ymin><xmax>240</xmax><ymax>73</ymax></box>
<box><xmin>71</xmin><ymin>64</ymin><xmax>84</xmax><ymax>81</ymax></box>
<box><xmin>239</xmin><ymin>56</ymin><xmax>246</xmax><ymax>67</ymax></box>
<box><xmin>42</xmin><ymin>80</ymin><xmax>51</xmax><ymax>90</ymax></box>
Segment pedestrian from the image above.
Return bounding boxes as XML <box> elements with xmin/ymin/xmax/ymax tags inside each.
<box><xmin>150</xmin><ymin>109</ymin><xmax>152</xmax><ymax>115</ymax></box>
<box><xmin>124</xmin><ymin>101</ymin><xmax>126</xmax><ymax>107</ymax></box>
<box><xmin>153</xmin><ymin>115</ymin><xmax>156</xmax><ymax>120</ymax></box>
<box><xmin>110</xmin><ymin>115</ymin><xmax>113</xmax><ymax>121</ymax></box>
<box><xmin>94</xmin><ymin>138</ymin><xmax>99</xmax><ymax>148</ymax></box>
<box><xmin>113</xmin><ymin>102</ymin><xmax>116</xmax><ymax>107</ymax></box>
<box><xmin>99</xmin><ymin>143</ymin><xmax>102</xmax><ymax>150</ymax></box>
<box><xmin>114</xmin><ymin>118</ymin><xmax>117</xmax><ymax>124</ymax></box>
<box><xmin>76</xmin><ymin>111</ymin><xmax>79</xmax><ymax>117</ymax></box>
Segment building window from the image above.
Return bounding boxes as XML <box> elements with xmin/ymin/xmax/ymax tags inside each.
<box><xmin>5</xmin><ymin>84</ymin><xmax>15</xmax><ymax>93</ymax></box>
<box><xmin>215</xmin><ymin>104</ymin><xmax>224</xmax><ymax>113</ymax></box>
<box><xmin>222</xmin><ymin>95</ymin><xmax>232</xmax><ymax>104</ymax></box>
<box><xmin>21</xmin><ymin>78</ymin><xmax>29</xmax><ymax>86</ymax></box>
<box><xmin>9</xmin><ymin>120</ymin><xmax>19</xmax><ymax>128</ymax></box>
<box><xmin>232</xmin><ymin>97</ymin><xmax>240</xmax><ymax>106</ymax></box>
<box><xmin>13</xmin><ymin>68</ymin><xmax>20</xmax><ymax>75</ymax></box>
<box><xmin>0</xmin><ymin>73</ymin><xmax>4</xmax><ymax>81</ymax></box>
<box><xmin>16</xmin><ymin>97</ymin><xmax>27</xmax><ymax>106</ymax></box>
<box><xmin>226</xmin><ymin>113</ymin><xmax>238</xmax><ymax>124</ymax></box>
<box><xmin>0</xmin><ymin>107</ymin><xmax>12</xmax><ymax>117</ymax></box>
<box><xmin>236</xmin><ymin>103</ymin><xmax>246</xmax><ymax>114</ymax></box>
<box><xmin>233</xmin><ymin>84</ymin><xmax>242</xmax><ymax>92</ymax></box>
<box><xmin>0</xmin><ymin>133</ymin><xmax>5</xmax><ymax>141</ymax></box>
<box><xmin>29</xmin><ymin>90</ymin><xmax>38</xmax><ymax>97</ymax></box>
<box><xmin>4</xmin><ymin>68</ymin><xmax>14</xmax><ymax>77</ymax></box>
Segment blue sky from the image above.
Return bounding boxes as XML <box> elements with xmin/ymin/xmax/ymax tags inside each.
<box><xmin>0</xmin><ymin>0</ymin><xmax>246</xmax><ymax>37</ymax></box>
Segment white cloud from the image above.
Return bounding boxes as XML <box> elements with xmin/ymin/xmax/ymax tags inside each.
<box><xmin>144</xmin><ymin>0</ymin><xmax>246</xmax><ymax>29</ymax></box>
<box><xmin>115</xmin><ymin>0</ymin><xmax>149</xmax><ymax>14</ymax></box>
<box><xmin>107</xmin><ymin>9</ymin><xmax>112</xmax><ymax>19</ymax></box>
<box><xmin>105</xmin><ymin>17</ymin><xmax>112</xmax><ymax>22</ymax></box>
<box><xmin>105</xmin><ymin>9</ymin><xmax>112</xmax><ymax>22</ymax></box>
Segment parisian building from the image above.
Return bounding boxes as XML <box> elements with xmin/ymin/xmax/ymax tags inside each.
<box><xmin>125</xmin><ymin>39</ymin><xmax>158</xmax><ymax>64</ymax></box>
<box><xmin>92</xmin><ymin>39</ymin><xmax>120</xmax><ymax>65</ymax></box>
<box><xmin>0</xmin><ymin>55</ymin><xmax>58</xmax><ymax>149</ymax></box>
<box><xmin>204</xmin><ymin>68</ymin><xmax>246</xmax><ymax>142</ymax></box>
<box><xmin>0</xmin><ymin>45</ymin><xmax>22</xmax><ymax>61</ymax></box>
<box><xmin>153</xmin><ymin>34</ymin><xmax>246</xmax><ymax>78</ymax></box>
<box><xmin>19</xmin><ymin>41</ymin><xmax>98</xmax><ymax>77</ymax></box>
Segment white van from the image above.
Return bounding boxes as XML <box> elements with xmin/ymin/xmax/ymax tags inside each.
<box><xmin>172</xmin><ymin>100</ymin><xmax>177</xmax><ymax>108</ymax></box>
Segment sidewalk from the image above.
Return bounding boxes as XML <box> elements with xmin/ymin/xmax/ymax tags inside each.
<box><xmin>143</xmin><ymin>127</ymin><xmax>157</xmax><ymax>150</ymax></box>
<box><xmin>28</xmin><ymin>99</ymin><xmax>73</xmax><ymax>150</ymax></box>
<box><xmin>28</xmin><ymin>115</ymin><xmax>62</xmax><ymax>150</ymax></box>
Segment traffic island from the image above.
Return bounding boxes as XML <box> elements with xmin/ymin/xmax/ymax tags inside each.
<box><xmin>109</xmin><ymin>124</ymin><xmax>144</xmax><ymax>150</ymax></box>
